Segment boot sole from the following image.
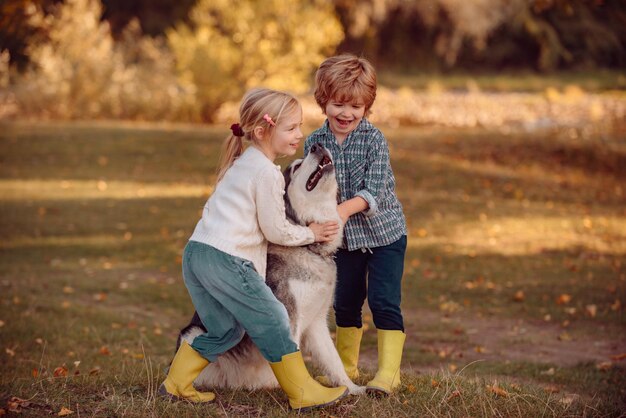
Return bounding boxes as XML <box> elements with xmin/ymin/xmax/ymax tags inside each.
<box><xmin>157</xmin><ymin>384</ymin><xmax>215</xmax><ymax>403</ymax></box>
<box><xmin>157</xmin><ymin>384</ymin><xmax>182</xmax><ymax>402</ymax></box>
<box><xmin>292</xmin><ymin>387</ymin><xmax>349</xmax><ymax>412</ymax></box>
<box><xmin>366</xmin><ymin>385</ymin><xmax>391</xmax><ymax>396</ymax></box>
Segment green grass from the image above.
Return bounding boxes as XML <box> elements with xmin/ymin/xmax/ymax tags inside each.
<box><xmin>379</xmin><ymin>69</ymin><xmax>626</xmax><ymax>93</ymax></box>
<box><xmin>1</xmin><ymin>120</ymin><xmax>625</xmax><ymax>416</ymax></box>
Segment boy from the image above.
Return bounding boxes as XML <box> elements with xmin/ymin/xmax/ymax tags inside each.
<box><xmin>304</xmin><ymin>54</ymin><xmax>408</xmax><ymax>394</ymax></box>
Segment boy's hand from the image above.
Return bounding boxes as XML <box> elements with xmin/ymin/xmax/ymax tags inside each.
<box><xmin>309</xmin><ymin>221</ymin><xmax>339</xmax><ymax>242</ymax></box>
<box><xmin>337</xmin><ymin>205</ymin><xmax>350</xmax><ymax>224</ymax></box>
<box><xmin>337</xmin><ymin>197</ymin><xmax>368</xmax><ymax>224</ymax></box>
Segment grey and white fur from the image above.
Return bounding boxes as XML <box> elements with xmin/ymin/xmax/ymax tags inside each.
<box><xmin>176</xmin><ymin>144</ymin><xmax>364</xmax><ymax>395</ymax></box>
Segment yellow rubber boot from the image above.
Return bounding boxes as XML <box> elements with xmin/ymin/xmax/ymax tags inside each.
<box><xmin>158</xmin><ymin>341</ymin><xmax>215</xmax><ymax>402</ymax></box>
<box><xmin>336</xmin><ymin>326</ymin><xmax>363</xmax><ymax>380</ymax></box>
<box><xmin>366</xmin><ymin>330</ymin><xmax>406</xmax><ymax>395</ymax></box>
<box><xmin>270</xmin><ymin>351</ymin><xmax>348</xmax><ymax>411</ymax></box>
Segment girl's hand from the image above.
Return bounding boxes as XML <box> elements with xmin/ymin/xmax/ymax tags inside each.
<box><xmin>309</xmin><ymin>221</ymin><xmax>339</xmax><ymax>242</ymax></box>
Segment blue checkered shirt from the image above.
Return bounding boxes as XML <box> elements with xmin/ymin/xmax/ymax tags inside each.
<box><xmin>305</xmin><ymin>118</ymin><xmax>407</xmax><ymax>251</ymax></box>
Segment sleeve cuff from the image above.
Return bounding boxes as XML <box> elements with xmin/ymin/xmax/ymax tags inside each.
<box><xmin>356</xmin><ymin>190</ymin><xmax>378</xmax><ymax>217</ymax></box>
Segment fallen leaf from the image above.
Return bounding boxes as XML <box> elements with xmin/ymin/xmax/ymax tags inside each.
<box><xmin>32</xmin><ymin>368</ymin><xmax>39</xmax><ymax>378</ymax></box>
<box><xmin>541</xmin><ymin>367</ymin><xmax>555</xmax><ymax>376</ymax></box>
<box><xmin>58</xmin><ymin>406</ymin><xmax>74</xmax><ymax>416</ymax></box>
<box><xmin>89</xmin><ymin>367</ymin><xmax>101</xmax><ymax>375</ymax></box>
<box><xmin>448</xmin><ymin>364</ymin><xmax>458</xmax><ymax>373</ymax></box>
<box><xmin>93</xmin><ymin>292</ymin><xmax>107</xmax><ymax>302</ymax></box>
<box><xmin>407</xmin><ymin>384</ymin><xmax>416</xmax><ymax>393</ymax></box>
<box><xmin>560</xmin><ymin>393</ymin><xmax>580</xmax><ymax>406</ymax></box>
<box><xmin>475</xmin><ymin>345</ymin><xmax>488</xmax><ymax>353</ymax></box>
<box><xmin>544</xmin><ymin>384</ymin><xmax>560</xmax><ymax>393</ymax></box>
<box><xmin>446</xmin><ymin>390</ymin><xmax>461</xmax><ymax>401</ymax></box>
<box><xmin>62</xmin><ymin>286</ymin><xmax>74</xmax><ymax>294</ymax></box>
<box><xmin>513</xmin><ymin>290</ymin><xmax>525</xmax><ymax>302</ymax></box>
<box><xmin>558</xmin><ymin>332</ymin><xmax>572</xmax><ymax>341</ymax></box>
<box><xmin>610</xmin><ymin>353</ymin><xmax>626</xmax><ymax>361</ymax></box>
<box><xmin>596</xmin><ymin>361</ymin><xmax>612</xmax><ymax>371</ymax></box>
<box><xmin>487</xmin><ymin>385</ymin><xmax>509</xmax><ymax>397</ymax></box>
<box><xmin>53</xmin><ymin>366</ymin><xmax>68</xmax><ymax>377</ymax></box>
<box><xmin>7</xmin><ymin>397</ymin><xmax>30</xmax><ymax>413</ymax></box>
<box><xmin>431</xmin><ymin>379</ymin><xmax>440</xmax><ymax>388</ymax></box>
<box><xmin>99</xmin><ymin>346</ymin><xmax>111</xmax><ymax>356</ymax></box>
<box><xmin>5</xmin><ymin>347</ymin><xmax>15</xmax><ymax>357</ymax></box>
<box><xmin>0</xmin><ymin>320</ymin><xmax>5</xmax><ymax>327</ymax></box>
<box><xmin>585</xmin><ymin>304</ymin><xmax>597</xmax><ymax>318</ymax></box>
<box><xmin>556</xmin><ymin>294</ymin><xmax>572</xmax><ymax>305</ymax></box>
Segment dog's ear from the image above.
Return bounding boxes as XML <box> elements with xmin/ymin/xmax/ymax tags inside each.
<box><xmin>289</xmin><ymin>159</ymin><xmax>303</xmax><ymax>175</ymax></box>
<box><xmin>283</xmin><ymin>159</ymin><xmax>303</xmax><ymax>189</ymax></box>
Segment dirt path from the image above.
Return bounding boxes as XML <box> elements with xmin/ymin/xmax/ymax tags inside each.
<box><xmin>358</xmin><ymin>308</ymin><xmax>626</xmax><ymax>372</ymax></box>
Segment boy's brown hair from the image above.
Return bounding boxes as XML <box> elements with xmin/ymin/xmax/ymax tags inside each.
<box><xmin>314</xmin><ymin>54</ymin><xmax>377</xmax><ymax>115</ymax></box>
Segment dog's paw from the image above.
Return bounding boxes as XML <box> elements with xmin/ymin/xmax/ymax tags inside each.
<box><xmin>347</xmin><ymin>383</ymin><xmax>366</xmax><ymax>395</ymax></box>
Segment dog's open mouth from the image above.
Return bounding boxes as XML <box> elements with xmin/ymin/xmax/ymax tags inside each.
<box><xmin>306</xmin><ymin>155</ymin><xmax>333</xmax><ymax>191</ymax></box>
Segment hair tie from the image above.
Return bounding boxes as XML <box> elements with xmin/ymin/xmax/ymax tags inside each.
<box><xmin>230</xmin><ymin>123</ymin><xmax>244</xmax><ymax>137</ymax></box>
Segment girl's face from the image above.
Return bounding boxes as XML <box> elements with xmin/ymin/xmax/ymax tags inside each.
<box><xmin>325</xmin><ymin>99</ymin><xmax>366</xmax><ymax>142</ymax></box>
<box><xmin>258</xmin><ymin>107</ymin><xmax>304</xmax><ymax>161</ymax></box>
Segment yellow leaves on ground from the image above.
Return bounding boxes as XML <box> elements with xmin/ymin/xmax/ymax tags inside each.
<box><xmin>487</xmin><ymin>384</ymin><xmax>509</xmax><ymax>397</ymax></box>
<box><xmin>512</xmin><ymin>290</ymin><xmax>525</xmax><ymax>302</ymax></box>
<box><xmin>5</xmin><ymin>397</ymin><xmax>31</xmax><ymax>413</ymax></box>
<box><xmin>58</xmin><ymin>407</ymin><xmax>74</xmax><ymax>416</ymax></box>
<box><xmin>558</xmin><ymin>332</ymin><xmax>573</xmax><ymax>341</ymax></box>
<box><xmin>556</xmin><ymin>294</ymin><xmax>572</xmax><ymax>305</ymax></box>
<box><xmin>53</xmin><ymin>366</ymin><xmax>68</xmax><ymax>377</ymax></box>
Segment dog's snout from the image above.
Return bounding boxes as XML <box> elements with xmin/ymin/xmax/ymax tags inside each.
<box><xmin>310</xmin><ymin>143</ymin><xmax>323</xmax><ymax>154</ymax></box>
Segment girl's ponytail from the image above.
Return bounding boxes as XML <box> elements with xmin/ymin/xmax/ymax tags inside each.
<box><xmin>216</xmin><ymin>132</ymin><xmax>244</xmax><ymax>182</ymax></box>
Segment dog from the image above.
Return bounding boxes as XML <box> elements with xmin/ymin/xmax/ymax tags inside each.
<box><xmin>176</xmin><ymin>143</ymin><xmax>364</xmax><ymax>395</ymax></box>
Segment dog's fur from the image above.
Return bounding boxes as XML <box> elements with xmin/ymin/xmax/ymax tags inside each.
<box><xmin>177</xmin><ymin>144</ymin><xmax>364</xmax><ymax>394</ymax></box>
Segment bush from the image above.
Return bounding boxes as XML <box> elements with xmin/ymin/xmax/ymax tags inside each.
<box><xmin>167</xmin><ymin>0</ymin><xmax>343</xmax><ymax>121</ymax></box>
<box><xmin>12</xmin><ymin>0</ymin><xmax>196</xmax><ymax>121</ymax></box>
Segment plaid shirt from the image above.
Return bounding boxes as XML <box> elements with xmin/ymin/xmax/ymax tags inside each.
<box><xmin>305</xmin><ymin>118</ymin><xmax>407</xmax><ymax>251</ymax></box>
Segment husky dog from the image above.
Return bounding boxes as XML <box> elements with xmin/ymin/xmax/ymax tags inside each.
<box><xmin>177</xmin><ymin>144</ymin><xmax>364</xmax><ymax>395</ymax></box>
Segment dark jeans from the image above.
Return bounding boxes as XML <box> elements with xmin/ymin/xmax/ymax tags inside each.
<box><xmin>334</xmin><ymin>235</ymin><xmax>406</xmax><ymax>331</ymax></box>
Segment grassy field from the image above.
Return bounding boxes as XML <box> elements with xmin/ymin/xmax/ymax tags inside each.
<box><xmin>0</xmin><ymin>120</ymin><xmax>624</xmax><ymax>417</ymax></box>
<box><xmin>378</xmin><ymin>69</ymin><xmax>626</xmax><ymax>93</ymax></box>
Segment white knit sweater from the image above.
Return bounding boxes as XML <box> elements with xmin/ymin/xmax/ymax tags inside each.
<box><xmin>189</xmin><ymin>146</ymin><xmax>315</xmax><ymax>278</ymax></box>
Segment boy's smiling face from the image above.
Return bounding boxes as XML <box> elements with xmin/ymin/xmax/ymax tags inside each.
<box><xmin>325</xmin><ymin>100</ymin><xmax>366</xmax><ymax>143</ymax></box>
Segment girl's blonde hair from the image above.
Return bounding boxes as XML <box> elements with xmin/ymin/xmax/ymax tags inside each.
<box><xmin>216</xmin><ymin>88</ymin><xmax>301</xmax><ymax>182</ymax></box>
<box><xmin>314</xmin><ymin>54</ymin><xmax>377</xmax><ymax>115</ymax></box>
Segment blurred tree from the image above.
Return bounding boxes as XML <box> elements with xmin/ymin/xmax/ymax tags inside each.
<box><xmin>167</xmin><ymin>0</ymin><xmax>343</xmax><ymax>121</ymax></box>
<box><xmin>334</xmin><ymin>0</ymin><xmax>626</xmax><ymax>71</ymax></box>
<box><xmin>0</xmin><ymin>0</ymin><xmax>61</xmax><ymax>69</ymax></box>
<box><xmin>13</xmin><ymin>0</ymin><xmax>195</xmax><ymax>120</ymax></box>
<box><xmin>100</xmin><ymin>0</ymin><xmax>195</xmax><ymax>37</ymax></box>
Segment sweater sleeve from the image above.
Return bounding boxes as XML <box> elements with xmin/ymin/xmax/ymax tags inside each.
<box><xmin>255</xmin><ymin>165</ymin><xmax>315</xmax><ymax>246</ymax></box>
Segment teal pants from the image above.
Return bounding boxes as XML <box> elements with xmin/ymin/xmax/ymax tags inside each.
<box><xmin>182</xmin><ymin>241</ymin><xmax>298</xmax><ymax>362</ymax></box>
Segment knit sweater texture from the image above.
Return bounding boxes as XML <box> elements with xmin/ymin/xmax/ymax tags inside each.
<box><xmin>189</xmin><ymin>146</ymin><xmax>314</xmax><ymax>277</ymax></box>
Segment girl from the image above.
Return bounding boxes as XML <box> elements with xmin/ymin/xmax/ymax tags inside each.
<box><xmin>159</xmin><ymin>88</ymin><xmax>348</xmax><ymax>410</ymax></box>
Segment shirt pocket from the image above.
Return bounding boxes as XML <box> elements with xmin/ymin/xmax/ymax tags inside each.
<box><xmin>349</xmin><ymin>158</ymin><xmax>367</xmax><ymax>192</ymax></box>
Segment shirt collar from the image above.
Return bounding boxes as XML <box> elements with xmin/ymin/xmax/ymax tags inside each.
<box><xmin>322</xmin><ymin>118</ymin><xmax>374</xmax><ymax>141</ymax></box>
